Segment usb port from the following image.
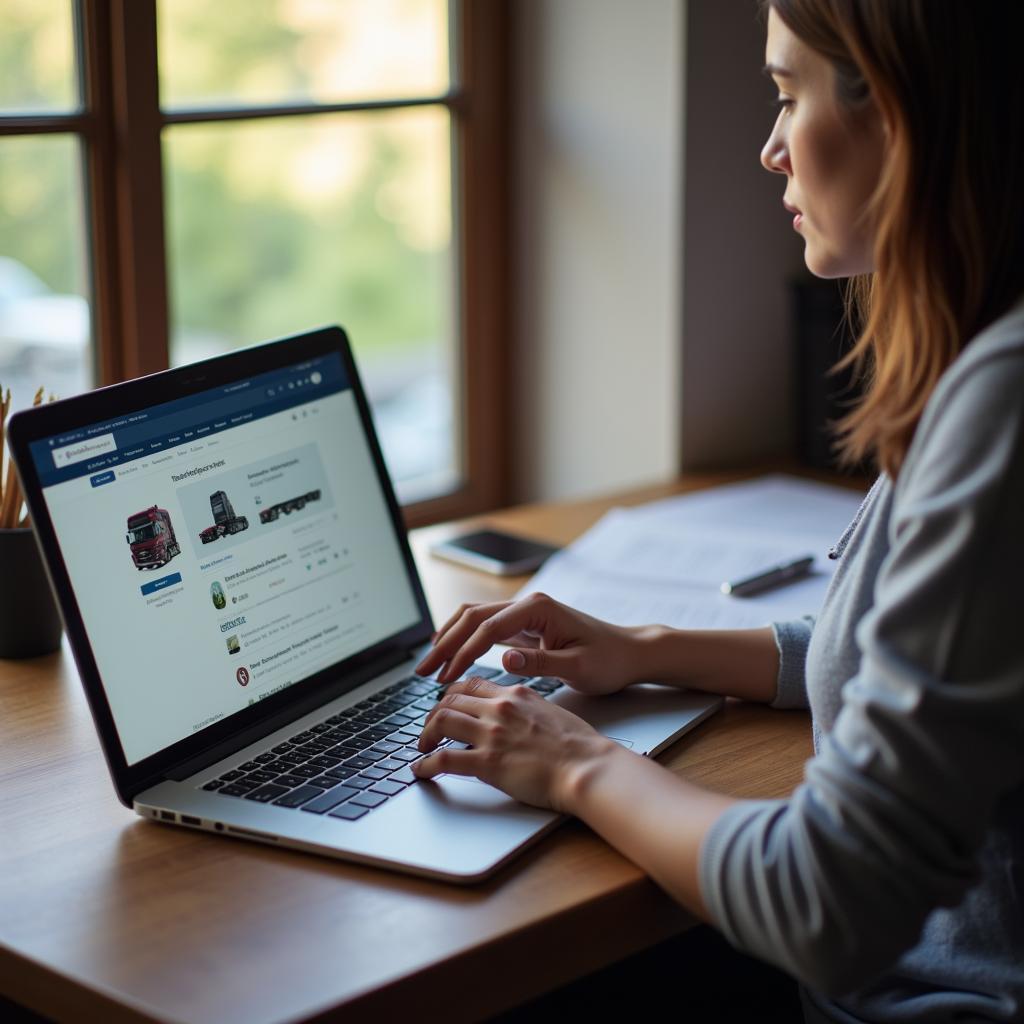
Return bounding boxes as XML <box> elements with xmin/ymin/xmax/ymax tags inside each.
<box><xmin>159</xmin><ymin>810</ymin><xmax>176</xmax><ymax>822</ymax></box>
<box><xmin>181</xmin><ymin>815</ymin><xmax>201</xmax><ymax>826</ymax></box>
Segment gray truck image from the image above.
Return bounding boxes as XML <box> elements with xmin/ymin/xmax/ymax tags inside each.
<box><xmin>199</xmin><ymin>490</ymin><xmax>249</xmax><ymax>544</ymax></box>
<box><xmin>258</xmin><ymin>489</ymin><xmax>321</xmax><ymax>524</ymax></box>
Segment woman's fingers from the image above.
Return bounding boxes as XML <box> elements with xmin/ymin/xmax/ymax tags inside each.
<box><xmin>419</xmin><ymin>691</ymin><xmax>494</xmax><ymax>747</ymax></box>
<box><xmin>416</xmin><ymin>601</ymin><xmax>510</xmax><ymax>675</ymax></box>
<box><xmin>412</xmin><ymin>746</ymin><xmax>483</xmax><ymax>781</ymax></box>
<box><xmin>502</xmin><ymin>645</ymin><xmax>581</xmax><ymax>680</ymax></box>
<box><xmin>436</xmin><ymin>594</ymin><xmax>559</xmax><ymax>684</ymax></box>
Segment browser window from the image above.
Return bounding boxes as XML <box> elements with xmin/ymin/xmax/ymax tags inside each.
<box><xmin>30</xmin><ymin>354</ymin><xmax>420</xmax><ymax>765</ymax></box>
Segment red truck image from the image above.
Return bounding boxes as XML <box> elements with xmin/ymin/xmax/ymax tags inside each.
<box><xmin>199</xmin><ymin>489</ymin><xmax>249</xmax><ymax>544</ymax></box>
<box><xmin>126</xmin><ymin>506</ymin><xmax>181</xmax><ymax>570</ymax></box>
<box><xmin>258</xmin><ymin>489</ymin><xmax>322</xmax><ymax>524</ymax></box>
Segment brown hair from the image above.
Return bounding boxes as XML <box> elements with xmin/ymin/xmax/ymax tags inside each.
<box><xmin>765</xmin><ymin>0</ymin><xmax>1024</xmax><ymax>476</ymax></box>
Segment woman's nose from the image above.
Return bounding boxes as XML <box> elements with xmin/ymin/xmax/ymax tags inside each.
<box><xmin>761</xmin><ymin>123</ymin><xmax>789</xmax><ymax>175</ymax></box>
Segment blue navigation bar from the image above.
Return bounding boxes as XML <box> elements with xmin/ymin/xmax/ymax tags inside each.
<box><xmin>31</xmin><ymin>352</ymin><xmax>348</xmax><ymax>488</ymax></box>
<box><xmin>140</xmin><ymin>572</ymin><xmax>183</xmax><ymax>597</ymax></box>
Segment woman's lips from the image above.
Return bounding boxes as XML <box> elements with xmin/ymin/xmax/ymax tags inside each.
<box><xmin>783</xmin><ymin>200</ymin><xmax>803</xmax><ymax>230</ymax></box>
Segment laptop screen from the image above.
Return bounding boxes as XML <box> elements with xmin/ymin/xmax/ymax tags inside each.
<box><xmin>27</xmin><ymin>351</ymin><xmax>421</xmax><ymax>766</ymax></box>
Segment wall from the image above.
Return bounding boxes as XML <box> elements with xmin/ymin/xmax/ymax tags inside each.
<box><xmin>680</xmin><ymin>0</ymin><xmax>806</xmax><ymax>469</ymax></box>
<box><xmin>510</xmin><ymin>0</ymin><xmax>806</xmax><ymax>503</ymax></box>
<box><xmin>511</xmin><ymin>0</ymin><xmax>683</xmax><ymax>502</ymax></box>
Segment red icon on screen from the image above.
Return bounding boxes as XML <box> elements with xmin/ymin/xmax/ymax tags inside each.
<box><xmin>236</xmin><ymin>667</ymin><xmax>250</xmax><ymax>687</ymax></box>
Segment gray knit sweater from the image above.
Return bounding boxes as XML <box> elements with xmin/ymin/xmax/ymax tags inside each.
<box><xmin>698</xmin><ymin>297</ymin><xmax>1024</xmax><ymax>1022</ymax></box>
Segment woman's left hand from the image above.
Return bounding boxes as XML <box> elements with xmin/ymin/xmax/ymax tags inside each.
<box><xmin>413</xmin><ymin>677</ymin><xmax>618</xmax><ymax>813</ymax></box>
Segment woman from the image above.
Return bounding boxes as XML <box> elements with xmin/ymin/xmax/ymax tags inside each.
<box><xmin>414</xmin><ymin>1</ymin><xmax>1024</xmax><ymax>1020</ymax></box>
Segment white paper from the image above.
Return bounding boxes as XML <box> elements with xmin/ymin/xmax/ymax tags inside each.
<box><xmin>517</xmin><ymin>474</ymin><xmax>867</xmax><ymax>631</ymax></box>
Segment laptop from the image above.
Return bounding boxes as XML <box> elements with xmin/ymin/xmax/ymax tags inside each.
<box><xmin>9</xmin><ymin>326</ymin><xmax>722</xmax><ymax>883</ymax></box>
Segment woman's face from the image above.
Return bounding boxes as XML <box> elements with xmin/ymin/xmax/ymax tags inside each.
<box><xmin>761</xmin><ymin>8</ymin><xmax>886</xmax><ymax>278</ymax></box>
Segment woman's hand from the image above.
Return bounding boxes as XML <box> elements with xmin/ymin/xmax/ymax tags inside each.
<box><xmin>413</xmin><ymin>676</ymin><xmax>619</xmax><ymax>812</ymax></box>
<box><xmin>415</xmin><ymin>591</ymin><xmax>646</xmax><ymax>694</ymax></box>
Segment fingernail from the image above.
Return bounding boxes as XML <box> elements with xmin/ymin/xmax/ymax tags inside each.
<box><xmin>505</xmin><ymin>649</ymin><xmax>525</xmax><ymax>670</ymax></box>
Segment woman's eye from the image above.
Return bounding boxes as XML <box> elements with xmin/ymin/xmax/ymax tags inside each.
<box><xmin>771</xmin><ymin>96</ymin><xmax>794</xmax><ymax>111</ymax></box>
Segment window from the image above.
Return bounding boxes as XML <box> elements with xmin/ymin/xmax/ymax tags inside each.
<box><xmin>0</xmin><ymin>0</ymin><xmax>510</xmax><ymax>524</ymax></box>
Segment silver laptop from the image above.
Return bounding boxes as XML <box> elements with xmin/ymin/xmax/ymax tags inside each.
<box><xmin>9</xmin><ymin>326</ymin><xmax>722</xmax><ymax>883</ymax></box>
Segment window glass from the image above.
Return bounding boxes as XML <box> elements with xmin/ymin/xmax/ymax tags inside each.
<box><xmin>164</xmin><ymin>107</ymin><xmax>457</xmax><ymax>503</ymax></box>
<box><xmin>0</xmin><ymin>135</ymin><xmax>91</xmax><ymax>408</ymax></box>
<box><xmin>0</xmin><ymin>0</ymin><xmax>78</xmax><ymax>114</ymax></box>
<box><xmin>157</xmin><ymin>0</ymin><xmax>449</xmax><ymax>110</ymax></box>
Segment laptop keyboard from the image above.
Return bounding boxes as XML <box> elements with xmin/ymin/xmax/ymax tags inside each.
<box><xmin>198</xmin><ymin>667</ymin><xmax>564</xmax><ymax>822</ymax></box>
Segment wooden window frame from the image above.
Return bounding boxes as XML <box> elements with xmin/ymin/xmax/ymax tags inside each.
<box><xmin>0</xmin><ymin>0</ymin><xmax>511</xmax><ymax>527</ymax></box>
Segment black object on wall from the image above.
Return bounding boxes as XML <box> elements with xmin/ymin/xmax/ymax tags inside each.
<box><xmin>792</xmin><ymin>277</ymin><xmax>868</xmax><ymax>473</ymax></box>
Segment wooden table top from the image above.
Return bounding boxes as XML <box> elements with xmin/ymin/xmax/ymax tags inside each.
<box><xmin>0</xmin><ymin>469</ymin><xmax>830</xmax><ymax>1024</ymax></box>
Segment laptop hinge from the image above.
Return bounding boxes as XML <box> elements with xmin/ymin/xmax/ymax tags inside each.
<box><xmin>164</xmin><ymin>648</ymin><xmax>410</xmax><ymax>782</ymax></box>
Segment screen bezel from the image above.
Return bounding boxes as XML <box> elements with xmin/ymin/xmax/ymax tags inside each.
<box><xmin>8</xmin><ymin>326</ymin><xmax>434</xmax><ymax>805</ymax></box>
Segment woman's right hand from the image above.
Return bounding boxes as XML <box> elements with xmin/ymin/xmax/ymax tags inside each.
<box><xmin>415</xmin><ymin>591</ymin><xmax>647</xmax><ymax>695</ymax></box>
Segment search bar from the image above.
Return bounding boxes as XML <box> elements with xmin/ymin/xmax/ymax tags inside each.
<box><xmin>52</xmin><ymin>433</ymin><xmax>117</xmax><ymax>469</ymax></box>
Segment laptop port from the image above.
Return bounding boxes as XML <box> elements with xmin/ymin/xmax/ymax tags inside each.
<box><xmin>159</xmin><ymin>810</ymin><xmax>176</xmax><ymax>822</ymax></box>
<box><xmin>181</xmin><ymin>815</ymin><xmax>201</xmax><ymax>826</ymax></box>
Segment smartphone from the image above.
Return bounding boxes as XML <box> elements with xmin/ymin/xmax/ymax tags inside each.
<box><xmin>430</xmin><ymin>529</ymin><xmax>560</xmax><ymax>576</ymax></box>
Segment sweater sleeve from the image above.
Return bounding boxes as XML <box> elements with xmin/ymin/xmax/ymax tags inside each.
<box><xmin>770</xmin><ymin>617</ymin><xmax>815</xmax><ymax>709</ymax></box>
<box><xmin>698</xmin><ymin>347</ymin><xmax>1024</xmax><ymax>998</ymax></box>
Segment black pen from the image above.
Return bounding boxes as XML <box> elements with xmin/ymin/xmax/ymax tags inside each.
<box><xmin>720</xmin><ymin>555</ymin><xmax>815</xmax><ymax>597</ymax></box>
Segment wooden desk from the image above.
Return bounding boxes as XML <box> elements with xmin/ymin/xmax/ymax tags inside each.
<box><xmin>0</xmin><ymin>471</ymin><xmax>821</xmax><ymax>1024</ymax></box>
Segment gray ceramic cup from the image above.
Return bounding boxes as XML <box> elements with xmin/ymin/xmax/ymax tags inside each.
<box><xmin>0</xmin><ymin>528</ymin><xmax>62</xmax><ymax>659</ymax></box>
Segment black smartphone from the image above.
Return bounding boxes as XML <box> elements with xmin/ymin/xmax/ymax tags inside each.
<box><xmin>429</xmin><ymin>529</ymin><xmax>560</xmax><ymax>576</ymax></box>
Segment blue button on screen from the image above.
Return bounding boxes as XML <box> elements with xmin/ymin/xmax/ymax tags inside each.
<box><xmin>140</xmin><ymin>572</ymin><xmax>183</xmax><ymax>597</ymax></box>
<box><xmin>90</xmin><ymin>471</ymin><xmax>116</xmax><ymax>487</ymax></box>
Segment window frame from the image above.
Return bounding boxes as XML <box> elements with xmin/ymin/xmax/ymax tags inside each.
<box><xmin>0</xmin><ymin>0</ymin><xmax>511</xmax><ymax>526</ymax></box>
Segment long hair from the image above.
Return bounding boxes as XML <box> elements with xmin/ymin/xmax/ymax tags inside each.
<box><xmin>765</xmin><ymin>0</ymin><xmax>1024</xmax><ymax>476</ymax></box>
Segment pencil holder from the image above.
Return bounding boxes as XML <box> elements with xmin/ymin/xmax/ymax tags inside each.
<box><xmin>0</xmin><ymin>527</ymin><xmax>62</xmax><ymax>659</ymax></box>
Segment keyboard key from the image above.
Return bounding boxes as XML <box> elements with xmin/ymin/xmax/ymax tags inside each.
<box><xmin>359</xmin><ymin>766</ymin><xmax>390</xmax><ymax>781</ymax></box>
<box><xmin>219</xmin><ymin>769</ymin><xmax>244</xmax><ymax>781</ymax></box>
<box><xmin>381</xmin><ymin>713</ymin><xmax>415</xmax><ymax>727</ymax></box>
<box><xmin>323</xmin><ymin>728</ymin><xmax>354</xmax><ymax>742</ymax></box>
<box><xmin>273</xmin><ymin>785</ymin><xmax>325</xmax><ymax>808</ymax></box>
<box><xmin>328</xmin><ymin>803</ymin><xmax>368</xmax><ymax>820</ymax></box>
<box><xmin>238</xmin><ymin>761</ymin><xmax>262</xmax><ymax>772</ymax></box>
<box><xmin>404</xmin><ymin>682</ymin><xmax>434</xmax><ymax>697</ymax></box>
<box><xmin>220</xmin><ymin>781</ymin><xmax>258</xmax><ymax>796</ymax></box>
<box><xmin>350</xmin><ymin>791</ymin><xmax>388</xmax><ymax>808</ymax></box>
<box><xmin>343</xmin><ymin>755</ymin><xmax>376</xmax><ymax>770</ymax></box>
<box><xmin>362</xmin><ymin>727</ymin><xmax>394</xmax><ymax>741</ymax></box>
<box><xmin>310</xmin><ymin>722</ymin><xmax>333</xmax><ymax>734</ymax></box>
<box><xmin>301</xmin><ymin>786</ymin><xmax>360</xmax><ymax>814</ymax></box>
<box><xmin>395</xmin><ymin>725</ymin><xmax>422</xmax><ymax>739</ymax></box>
<box><xmin>272</xmin><ymin>743</ymin><xmax>295</xmax><ymax>754</ymax></box>
<box><xmin>389</xmin><ymin>748</ymin><xmax>422</xmax><ymax>763</ymax></box>
<box><xmin>369</xmin><ymin>741</ymin><xmax>402</xmax><ymax>755</ymax></box>
<box><xmin>274</xmin><ymin>774</ymin><xmax>308</xmax><ymax>788</ymax></box>
<box><xmin>309</xmin><ymin>755</ymin><xmax>342</xmax><ymax>768</ymax></box>
<box><xmin>309</xmin><ymin>775</ymin><xmax>344</xmax><ymax>790</ymax></box>
<box><xmin>389</xmin><ymin>765</ymin><xmax>419</xmax><ymax>785</ymax></box>
<box><xmin>356</xmin><ymin>748</ymin><xmax>386</xmax><ymax>762</ymax></box>
<box><xmin>292</xmin><ymin>764</ymin><xmax>323</xmax><ymax>779</ymax></box>
<box><xmin>370</xmin><ymin>780</ymin><xmax>407</xmax><ymax>796</ymax></box>
<box><xmin>289</xmin><ymin>731</ymin><xmax>316</xmax><ymax>744</ymax></box>
<box><xmin>470</xmin><ymin>664</ymin><xmax>501</xmax><ymax>679</ymax></box>
<box><xmin>245</xmin><ymin>784</ymin><xmax>290</xmax><ymax>803</ymax></box>
<box><xmin>376</xmin><ymin>758</ymin><xmax>407</xmax><ymax>772</ymax></box>
<box><xmin>494</xmin><ymin>673</ymin><xmax>528</xmax><ymax>687</ymax></box>
<box><xmin>265</xmin><ymin>758</ymin><xmax>299</xmax><ymax>773</ymax></box>
<box><xmin>337</xmin><ymin>737</ymin><xmax>371</xmax><ymax>751</ymax></box>
<box><xmin>246</xmin><ymin>770</ymin><xmax>279</xmax><ymax>785</ymax></box>
<box><xmin>254</xmin><ymin>752</ymin><xmax>277</xmax><ymax>764</ymax></box>
<box><xmin>322</xmin><ymin>765</ymin><xmax>358</xmax><ymax>780</ymax></box>
<box><xmin>203</xmin><ymin>780</ymin><xmax>224</xmax><ymax>791</ymax></box>
<box><xmin>346</xmin><ymin>775</ymin><xmax>376</xmax><ymax>790</ymax></box>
